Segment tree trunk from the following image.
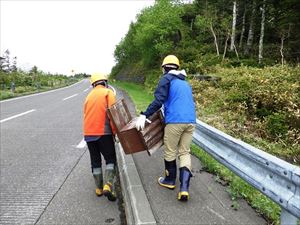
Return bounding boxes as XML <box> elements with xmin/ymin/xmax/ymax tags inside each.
<box><xmin>223</xmin><ymin>33</ymin><xmax>230</xmax><ymax>61</ymax></box>
<box><xmin>210</xmin><ymin>24</ymin><xmax>220</xmax><ymax>56</ymax></box>
<box><xmin>233</xmin><ymin>44</ymin><xmax>240</xmax><ymax>60</ymax></box>
<box><xmin>280</xmin><ymin>35</ymin><xmax>285</xmax><ymax>66</ymax></box>
<box><xmin>245</xmin><ymin>0</ymin><xmax>256</xmax><ymax>55</ymax></box>
<box><xmin>258</xmin><ymin>1</ymin><xmax>266</xmax><ymax>64</ymax></box>
<box><xmin>239</xmin><ymin>6</ymin><xmax>246</xmax><ymax>49</ymax></box>
<box><xmin>230</xmin><ymin>1</ymin><xmax>237</xmax><ymax>51</ymax></box>
<box><xmin>280</xmin><ymin>24</ymin><xmax>291</xmax><ymax>67</ymax></box>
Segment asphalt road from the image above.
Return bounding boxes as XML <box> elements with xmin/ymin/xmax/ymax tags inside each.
<box><xmin>0</xmin><ymin>80</ymin><xmax>124</xmax><ymax>225</ymax></box>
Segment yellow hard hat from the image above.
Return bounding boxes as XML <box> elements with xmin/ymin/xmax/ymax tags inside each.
<box><xmin>90</xmin><ymin>72</ymin><xmax>107</xmax><ymax>84</ymax></box>
<box><xmin>161</xmin><ymin>55</ymin><xmax>180</xmax><ymax>68</ymax></box>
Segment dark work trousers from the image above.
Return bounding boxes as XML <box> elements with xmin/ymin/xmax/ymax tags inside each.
<box><xmin>86</xmin><ymin>135</ymin><xmax>116</xmax><ymax>172</ymax></box>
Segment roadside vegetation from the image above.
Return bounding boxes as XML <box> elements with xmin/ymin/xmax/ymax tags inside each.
<box><xmin>0</xmin><ymin>69</ymin><xmax>81</xmax><ymax>100</ymax></box>
<box><xmin>0</xmin><ymin>50</ymin><xmax>85</xmax><ymax>100</ymax></box>
<box><xmin>110</xmin><ymin>1</ymin><xmax>299</xmax><ymax>224</ymax></box>
<box><xmin>0</xmin><ymin>49</ymin><xmax>88</xmax><ymax>100</ymax></box>
<box><xmin>192</xmin><ymin>65</ymin><xmax>299</xmax><ymax>164</ymax></box>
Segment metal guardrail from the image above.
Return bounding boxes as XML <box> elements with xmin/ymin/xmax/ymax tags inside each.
<box><xmin>192</xmin><ymin>119</ymin><xmax>300</xmax><ymax>225</ymax></box>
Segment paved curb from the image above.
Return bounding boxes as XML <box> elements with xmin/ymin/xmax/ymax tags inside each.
<box><xmin>116</xmin><ymin>142</ymin><xmax>157</xmax><ymax>225</ymax></box>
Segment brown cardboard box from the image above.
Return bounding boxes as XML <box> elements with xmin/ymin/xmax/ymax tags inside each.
<box><xmin>108</xmin><ymin>98</ymin><xmax>164</xmax><ymax>155</ymax></box>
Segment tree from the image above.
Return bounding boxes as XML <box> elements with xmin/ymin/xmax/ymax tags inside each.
<box><xmin>114</xmin><ymin>0</ymin><xmax>183</xmax><ymax>68</ymax></box>
<box><xmin>195</xmin><ymin>14</ymin><xmax>220</xmax><ymax>56</ymax></box>
<box><xmin>239</xmin><ymin>3</ymin><xmax>247</xmax><ymax>49</ymax></box>
<box><xmin>270</xmin><ymin>0</ymin><xmax>300</xmax><ymax>64</ymax></box>
<box><xmin>258</xmin><ymin>0</ymin><xmax>266</xmax><ymax>64</ymax></box>
<box><xmin>230</xmin><ymin>1</ymin><xmax>237</xmax><ymax>52</ymax></box>
<box><xmin>244</xmin><ymin>0</ymin><xmax>256</xmax><ymax>56</ymax></box>
<box><xmin>1</xmin><ymin>49</ymin><xmax>11</xmax><ymax>72</ymax></box>
<box><xmin>10</xmin><ymin>56</ymin><xmax>17</xmax><ymax>72</ymax></box>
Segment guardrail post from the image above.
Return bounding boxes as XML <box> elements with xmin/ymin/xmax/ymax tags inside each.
<box><xmin>280</xmin><ymin>208</ymin><xmax>299</xmax><ymax>225</ymax></box>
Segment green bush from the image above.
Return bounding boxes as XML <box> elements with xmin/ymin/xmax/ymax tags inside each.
<box><xmin>0</xmin><ymin>91</ymin><xmax>14</xmax><ymax>99</ymax></box>
<box><xmin>265</xmin><ymin>113</ymin><xmax>289</xmax><ymax>138</ymax></box>
<box><xmin>182</xmin><ymin>53</ymin><xmax>222</xmax><ymax>74</ymax></box>
<box><xmin>15</xmin><ymin>86</ymin><xmax>35</xmax><ymax>94</ymax></box>
<box><xmin>191</xmin><ymin>65</ymin><xmax>300</xmax><ymax>164</ymax></box>
<box><xmin>226</xmin><ymin>89</ymin><xmax>249</xmax><ymax>103</ymax></box>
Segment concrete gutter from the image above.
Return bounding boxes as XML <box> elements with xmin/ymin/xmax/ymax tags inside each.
<box><xmin>116</xmin><ymin>142</ymin><xmax>157</xmax><ymax>225</ymax></box>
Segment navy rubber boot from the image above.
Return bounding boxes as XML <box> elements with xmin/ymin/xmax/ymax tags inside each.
<box><xmin>178</xmin><ymin>167</ymin><xmax>192</xmax><ymax>201</ymax></box>
<box><xmin>158</xmin><ymin>160</ymin><xmax>177</xmax><ymax>189</ymax></box>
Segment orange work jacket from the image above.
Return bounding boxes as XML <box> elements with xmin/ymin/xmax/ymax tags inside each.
<box><xmin>83</xmin><ymin>85</ymin><xmax>116</xmax><ymax>136</ymax></box>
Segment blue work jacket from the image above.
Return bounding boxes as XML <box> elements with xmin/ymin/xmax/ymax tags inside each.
<box><xmin>142</xmin><ymin>70</ymin><xmax>196</xmax><ymax>124</ymax></box>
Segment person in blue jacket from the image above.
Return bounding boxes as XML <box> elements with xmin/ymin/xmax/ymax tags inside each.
<box><xmin>135</xmin><ymin>55</ymin><xmax>196</xmax><ymax>201</ymax></box>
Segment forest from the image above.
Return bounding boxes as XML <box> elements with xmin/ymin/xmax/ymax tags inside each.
<box><xmin>112</xmin><ymin>0</ymin><xmax>300</xmax><ymax>74</ymax></box>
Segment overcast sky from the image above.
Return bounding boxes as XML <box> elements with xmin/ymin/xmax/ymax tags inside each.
<box><xmin>0</xmin><ymin>0</ymin><xmax>155</xmax><ymax>75</ymax></box>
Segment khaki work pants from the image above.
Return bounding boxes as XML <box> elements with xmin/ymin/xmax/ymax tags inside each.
<box><xmin>163</xmin><ymin>123</ymin><xmax>195</xmax><ymax>171</ymax></box>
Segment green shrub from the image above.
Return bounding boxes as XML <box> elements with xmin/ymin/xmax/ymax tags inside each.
<box><xmin>226</xmin><ymin>89</ymin><xmax>249</xmax><ymax>103</ymax></box>
<box><xmin>15</xmin><ymin>86</ymin><xmax>28</xmax><ymax>93</ymax></box>
<box><xmin>191</xmin><ymin>65</ymin><xmax>300</xmax><ymax>164</ymax></box>
<box><xmin>265</xmin><ymin>113</ymin><xmax>289</xmax><ymax>138</ymax></box>
<box><xmin>0</xmin><ymin>91</ymin><xmax>14</xmax><ymax>99</ymax></box>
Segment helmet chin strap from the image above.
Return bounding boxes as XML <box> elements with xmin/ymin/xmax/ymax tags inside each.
<box><xmin>93</xmin><ymin>80</ymin><xmax>108</xmax><ymax>88</ymax></box>
<box><xmin>163</xmin><ymin>65</ymin><xmax>179</xmax><ymax>74</ymax></box>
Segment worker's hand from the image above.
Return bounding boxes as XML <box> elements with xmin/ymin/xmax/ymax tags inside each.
<box><xmin>135</xmin><ymin>115</ymin><xmax>151</xmax><ymax>131</ymax></box>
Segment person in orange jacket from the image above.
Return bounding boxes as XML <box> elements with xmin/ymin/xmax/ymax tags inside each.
<box><xmin>83</xmin><ymin>72</ymin><xmax>117</xmax><ymax>201</ymax></box>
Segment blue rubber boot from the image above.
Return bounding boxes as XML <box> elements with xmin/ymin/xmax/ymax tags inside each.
<box><xmin>178</xmin><ymin>167</ymin><xmax>192</xmax><ymax>201</ymax></box>
<box><xmin>158</xmin><ymin>160</ymin><xmax>176</xmax><ymax>190</ymax></box>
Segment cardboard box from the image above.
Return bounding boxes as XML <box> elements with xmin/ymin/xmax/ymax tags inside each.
<box><xmin>108</xmin><ymin>98</ymin><xmax>164</xmax><ymax>155</ymax></box>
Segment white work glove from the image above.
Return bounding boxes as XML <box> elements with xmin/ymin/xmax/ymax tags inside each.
<box><xmin>135</xmin><ymin>115</ymin><xmax>151</xmax><ymax>131</ymax></box>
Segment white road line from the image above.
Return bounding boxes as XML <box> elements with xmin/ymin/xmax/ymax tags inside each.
<box><xmin>62</xmin><ymin>94</ymin><xmax>78</xmax><ymax>101</ymax></box>
<box><xmin>76</xmin><ymin>138</ymin><xmax>86</xmax><ymax>148</ymax></box>
<box><xmin>83</xmin><ymin>88</ymin><xmax>89</xmax><ymax>92</ymax></box>
<box><xmin>0</xmin><ymin>109</ymin><xmax>36</xmax><ymax>123</ymax></box>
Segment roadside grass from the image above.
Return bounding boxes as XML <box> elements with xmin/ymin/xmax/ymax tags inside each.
<box><xmin>1</xmin><ymin>86</ymin><xmax>52</xmax><ymax>100</ymax></box>
<box><xmin>113</xmin><ymin>80</ymin><xmax>283</xmax><ymax>225</ymax></box>
<box><xmin>0</xmin><ymin>82</ymin><xmax>78</xmax><ymax>101</ymax></box>
<box><xmin>191</xmin><ymin>66</ymin><xmax>300</xmax><ymax>165</ymax></box>
<box><xmin>112</xmin><ymin>80</ymin><xmax>153</xmax><ymax>113</ymax></box>
<box><xmin>191</xmin><ymin>144</ymin><xmax>280</xmax><ymax>224</ymax></box>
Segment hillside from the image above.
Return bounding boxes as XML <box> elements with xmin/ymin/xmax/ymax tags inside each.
<box><xmin>110</xmin><ymin>0</ymin><xmax>300</xmax><ymax>165</ymax></box>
